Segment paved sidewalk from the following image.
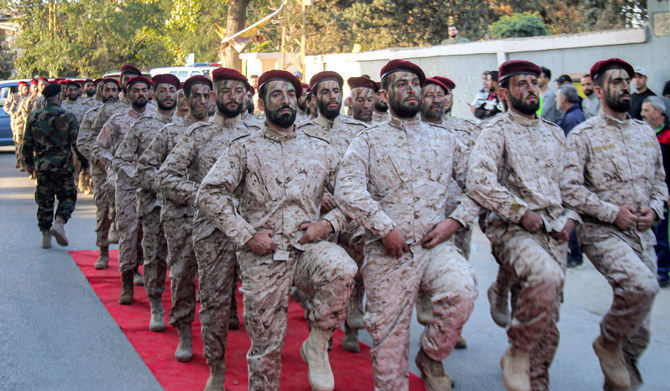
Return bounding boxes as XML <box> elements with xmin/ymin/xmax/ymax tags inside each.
<box><xmin>0</xmin><ymin>149</ymin><xmax>668</xmax><ymax>390</ymax></box>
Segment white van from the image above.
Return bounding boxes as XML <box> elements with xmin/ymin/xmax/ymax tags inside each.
<box><xmin>149</xmin><ymin>65</ymin><xmax>219</xmax><ymax>82</ymax></box>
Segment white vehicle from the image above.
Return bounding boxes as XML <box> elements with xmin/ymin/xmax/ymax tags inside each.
<box><xmin>149</xmin><ymin>64</ymin><xmax>219</xmax><ymax>82</ymax></box>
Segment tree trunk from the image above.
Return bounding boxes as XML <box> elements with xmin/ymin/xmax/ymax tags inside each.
<box><xmin>219</xmin><ymin>0</ymin><xmax>250</xmax><ymax>71</ymax></box>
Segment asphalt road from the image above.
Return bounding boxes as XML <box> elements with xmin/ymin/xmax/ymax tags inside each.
<box><xmin>0</xmin><ymin>149</ymin><xmax>668</xmax><ymax>390</ymax></box>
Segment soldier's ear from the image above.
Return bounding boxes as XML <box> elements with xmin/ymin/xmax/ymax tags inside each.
<box><xmin>380</xmin><ymin>89</ymin><xmax>388</xmax><ymax>101</ymax></box>
<box><xmin>594</xmin><ymin>85</ymin><xmax>604</xmax><ymax>100</ymax></box>
<box><xmin>257</xmin><ymin>97</ymin><xmax>265</xmax><ymax>112</ymax></box>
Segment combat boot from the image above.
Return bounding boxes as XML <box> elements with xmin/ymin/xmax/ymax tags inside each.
<box><xmin>415</xmin><ymin>348</ymin><xmax>453</xmax><ymax>391</ymax></box>
<box><xmin>593</xmin><ymin>335</ymin><xmax>630</xmax><ymax>388</ymax></box>
<box><xmin>487</xmin><ymin>283</ymin><xmax>510</xmax><ymax>328</ymax></box>
<box><xmin>94</xmin><ymin>247</ymin><xmax>109</xmax><ymax>269</ymax></box>
<box><xmin>175</xmin><ymin>324</ymin><xmax>193</xmax><ymax>362</ymax></box>
<box><xmin>40</xmin><ymin>231</ymin><xmax>52</xmax><ymax>249</ymax></box>
<box><xmin>133</xmin><ymin>266</ymin><xmax>144</xmax><ymax>286</ymax></box>
<box><xmin>108</xmin><ymin>222</ymin><xmax>119</xmax><ymax>244</ymax></box>
<box><xmin>500</xmin><ymin>345</ymin><xmax>530</xmax><ymax>391</ymax></box>
<box><xmin>300</xmin><ymin>328</ymin><xmax>334</xmax><ymax>391</ymax></box>
<box><xmin>50</xmin><ymin>216</ymin><xmax>69</xmax><ymax>246</ymax></box>
<box><xmin>118</xmin><ymin>270</ymin><xmax>134</xmax><ymax>305</ymax></box>
<box><xmin>149</xmin><ymin>297</ymin><xmax>166</xmax><ymax>332</ymax></box>
<box><xmin>229</xmin><ymin>289</ymin><xmax>240</xmax><ymax>330</ymax></box>
<box><xmin>204</xmin><ymin>362</ymin><xmax>226</xmax><ymax>391</ymax></box>
<box><xmin>342</xmin><ymin>326</ymin><xmax>360</xmax><ymax>353</ymax></box>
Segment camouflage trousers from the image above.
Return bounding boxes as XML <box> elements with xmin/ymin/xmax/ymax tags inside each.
<box><xmin>362</xmin><ymin>240</ymin><xmax>477</xmax><ymax>391</ymax></box>
<box><xmin>193</xmin><ymin>229</ymin><xmax>237</xmax><ymax>367</ymax></box>
<box><xmin>487</xmin><ymin>223</ymin><xmax>567</xmax><ymax>391</ymax></box>
<box><xmin>163</xmin><ymin>214</ymin><xmax>196</xmax><ymax>328</ymax></box>
<box><xmin>453</xmin><ymin>226</ymin><xmax>472</xmax><ymax>260</ymax></box>
<box><xmin>579</xmin><ymin>224</ymin><xmax>659</xmax><ymax>391</ymax></box>
<box><xmin>140</xmin><ymin>207</ymin><xmax>167</xmax><ymax>300</ymax></box>
<box><xmin>237</xmin><ymin>241</ymin><xmax>356</xmax><ymax>391</ymax></box>
<box><xmin>34</xmin><ymin>170</ymin><xmax>77</xmax><ymax>232</ymax></box>
<box><xmin>91</xmin><ymin>170</ymin><xmax>113</xmax><ymax>248</ymax></box>
<box><xmin>115</xmin><ymin>184</ymin><xmax>142</xmax><ymax>272</ymax></box>
<box><xmin>338</xmin><ymin>221</ymin><xmax>366</xmax><ymax>329</ymax></box>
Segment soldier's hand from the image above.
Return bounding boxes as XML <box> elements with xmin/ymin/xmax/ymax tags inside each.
<box><xmin>551</xmin><ymin>219</ymin><xmax>576</xmax><ymax>244</ymax></box>
<box><xmin>382</xmin><ymin>228</ymin><xmax>408</xmax><ymax>258</ymax></box>
<box><xmin>419</xmin><ymin>218</ymin><xmax>462</xmax><ymax>249</ymax></box>
<box><xmin>321</xmin><ymin>193</ymin><xmax>336</xmax><ymax>213</ymax></box>
<box><xmin>299</xmin><ymin>220</ymin><xmax>333</xmax><ymax>244</ymax></box>
<box><xmin>614</xmin><ymin>205</ymin><xmax>638</xmax><ymax>230</ymax></box>
<box><xmin>246</xmin><ymin>229</ymin><xmax>276</xmax><ymax>256</ymax></box>
<box><xmin>520</xmin><ymin>210</ymin><xmax>543</xmax><ymax>233</ymax></box>
<box><xmin>636</xmin><ymin>207</ymin><xmax>657</xmax><ymax>231</ymax></box>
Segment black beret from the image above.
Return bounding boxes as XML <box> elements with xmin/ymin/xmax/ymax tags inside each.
<box><xmin>44</xmin><ymin>83</ymin><xmax>62</xmax><ymax>99</ymax></box>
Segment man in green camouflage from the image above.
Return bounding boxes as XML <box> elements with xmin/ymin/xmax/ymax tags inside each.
<box><xmin>23</xmin><ymin>83</ymin><xmax>84</xmax><ymax>249</ymax></box>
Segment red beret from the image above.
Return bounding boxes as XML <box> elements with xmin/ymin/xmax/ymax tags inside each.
<box><xmin>66</xmin><ymin>80</ymin><xmax>82</xmax><ymax>87</ymax></box>
<box><xmin>38</xmin><ymin>77</ymin><xmax>48</xmax><ymax>82</ymax></box>
<box><xmin>375</xmin><ymin>81</ymin><xmax>381</xmax><ymax>90</ymax></box>
<box><xmin>498</xmin><ymin>60</ymin><xmax>542</xmax><ymax>83</ymax></box>
<box><xmin>590</xmin><ymin>58</ymin><xmax>634</xmax><ymax>82</ymax></box>
<box><xmin>151</xmin><ymin>74</ymin><xmax>181</xmax><ymax>89</ymax></box>
<box><xmin>211</xmin><ymin>67</ymin><xmax>247</xmax><ymax>84</ymax></box>
<box><xmin>380</xmin><ymin>59</ymin><xmax>426</xmax><ymax>85</ymax></box>
<box><xmin>433</xmin><ymin>76</ymin><xmax>455</xmax><ymax>90</ymax></box>
<box><xmin>57</xmin><ymin>80</ymin><xmax>67</xmax><ymax>85</ymax></box>
<box><xmin>301</xmin><ymin>83</ymin><xmax>311</xmax><ymax>93</ymax></box>
<box><xmin>347</xmin><ymin>76</ymin><xmax>379</xmax><ymax>92</ymax></box>
<box><xmin>121</xmin><ymin>64</ymin><xmax>141</xmax><ymax>75</ymax></box>
<box><xmin>183</xmin><ymin>75</ymin><xmax>212</xmax><ymax>93</ymax></box>
<box><xmin>258</xmin><ymin>70</ymin><xmax>302</xmax><ymax>99</ymax></box>
<box><xmin>423</xmin><ymin>77</ymin><xmax>449</xmax><ymax>94</ymax></box>
<box><xmin>99</xmin><ymin>78</ymin><xmax>119</xmax><ymax>88</ymax></box>
<box><xmin>310</xmin><ymin>71</ymin><xmax>343</xmax><ymax>90</ymax></box>
<box><xmin>30</xmin><ymin>79</ymin><xmax>38</xmax><ymax>85</ymax></box>
<box><xmin>125</xmin><ymin>75</ymin><xmax>152</xmax><ymax>89</ymax></box>
<box><xmin>18</xmin><ymin>81</ymin><xmax>28</xmax><ymax>87</ymax></box>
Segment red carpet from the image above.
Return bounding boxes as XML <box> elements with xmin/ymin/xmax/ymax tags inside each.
<box><xmin>71</xmin><ymin>250</ymin><xmax>425</xmax><ymax>390</ymax></box>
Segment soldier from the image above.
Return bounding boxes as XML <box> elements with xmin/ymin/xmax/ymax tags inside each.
<box><xmin>62</xmin><ymin>80</ymin><xmax>92</xmax><ymax>193</ymax></box>
<box><xmin>32</xmin><ymin>77</ymin><xmax>49</xmax><ymax>112</ymax></box>
<box><xmin>347</xmin><ymin>76</ymin><xmax>377</xmax><ymax>124</ymax></box>
<box><xmin>4</xmin><ymin>81</ymin><xmax>24</xmax><ymax>169</ymax></box>
<box><xmin>137</xmin><ymin>75</ymin><xmax>213</xmax><ymax>361</ymax></box>
<box><xmin>83</xmin><ymin>79</ymin><xmax>96</xmax><ymax>99</ymax></box>
<box><xmin>467</xmin><ymin>60</ymin><xmax>580</xmax><ymax>391</ymax></box>
<box><xmin>22</xmin><ymin>83</ymin><xmax>83</xmax><ymax>248</ymax></box>
<box><xmin>561</xmin><ymin>58</ymin><xmax>665</xmax><ymax>390</ymax></box>
<box><xmin>155</xmin><ymin>67</ymin><xmax>259</xmax><ymax>390</ymax></box>
<box><xmin>334</xmin><ymin>59</ymin><xmax>479</xmax><ymax>391</ymax></box>
<box><xmin>114</xmin><ymin>74</ymin><xmax>180</xmax><ymax>331</ymax></box>
<box><xmin>580</xmin><ymin>74</ymin><xmax>600</xmax><ymax>119</ymax></box>
<box><xmin>93</xmin><ymin>76</ymin><xmax>155</xmax><ymax>305</ymax></box>
<box><xmin>10</xmin><ymin>81</ymin><xmax>30</xmax><ymax>171</ymax></box>
<box><xmin>77</xmin><ymin>78</ymin><xmax>120</xmax><ymax>269</ymax></box>
<box><xmin>197</xmin><ymin>69</ymin><xmax>356</xmax><ymax>391</ymax></box>
<box><xmin>175</xmin><ymin>88</ymin><xmax>189</xmax><ymax>119</ymax></box>
<box><xmin>372</xmin><ymin>81</ymin><xmax>389</xmax><ymax>123</ymax></box>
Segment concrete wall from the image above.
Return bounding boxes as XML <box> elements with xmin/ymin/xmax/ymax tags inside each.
<box><xmin>241</xmin><ymin>0</ymin><xmax>670</xmax><ymax>119</ymax></box>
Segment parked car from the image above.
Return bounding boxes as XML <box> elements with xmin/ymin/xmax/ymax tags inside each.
<box><xmin>0</xmin><ymin>79</ymin><xmax>31</xmax><ymax>146</ymax></box>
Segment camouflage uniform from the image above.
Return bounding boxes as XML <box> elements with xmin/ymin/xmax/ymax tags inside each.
<box><xmin>467</xmin><ymin>110</ymin><xmax>580</xmax><ymax>391</ymax></box>
<box><xmin>334</xmin><ymin>116</ymin><xmax>479</xmax><ymax>391</ymax></box>
<box><xmin>155</xmin><ymin>113</ymin><xmax>259</xmax><ymax>370</ymax></box>
<box><xmin>114</xmin><ymin>111</ymin><xmax>174</xmax><ymax>299</ymax></box>
<box><xmin>138</xmin><ymin>117</ymin><xmax>199</xmax><ymax>328</ymax></box>
<box><xmin>3</xmin><ymin>92</ymin><xmax>22</xmax><ymax>166</ymax></box>
<box><xmin>371</xmin><ymin>110</ymin><xmax>390</xmax><ymax>124</ymax></box>
<box><xmin>197</xmin><ymin>125</ymin><xmax>356</xmax><ymax>391</ymax></box>
<box><xmin>62</xmin><ymin>98</ymin><xmax>92</xmax><ymax>191</ymax></box>
<box><xmin>94</xmin><ymin>108</ymin><xmax>153</xmax><ymax>272</ymax></box>
<box><xmin>12</xmin><ymin>93</ymin><xmax>31</xmax><ymax>168</ymax></box>
<box><xmin>299</xmin><ymin>114</ymin><xmax>368</xmax><ymax>334</ymax></box>
<box><xmin>22</xmin><ymin>103</ymin><xmax>80</xmax><ymax>232</ymax></box>
<box><xmin>560</xmin><ymin>111</ymin><xmax>665</xmax><ymax>390</ymax></box>
<box><xmin>32</xmin><ymin>94</ymin><xmax>46</xmax><ymax>112</ymax></box>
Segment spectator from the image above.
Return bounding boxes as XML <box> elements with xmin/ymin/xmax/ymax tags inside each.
<box><xmin>641</xmin><ymin>95</ymin><xmax>670</xmax><ymax>288</ymax></box>
<box><xmin>629</xmin><ymin>66</ymin><xmax>655</xmax><ymax>120</ymax></box>
<box><xmin>581</xmin><ymin>74</ymin><xmax>600</xmax><ymax>119</ymax></box>
<box><xmin>555</xmin><ymin>74</ymin><xmax>572</xmax><ymax>88</ymax></box>
<box><xmin>441</xmin><ymin>23</ymin><xmax>469</xmax><ymax>44</ymax></box>
<box><xmin>470</xmin><ymin>71</ymin><xmax>490</xmax><ymax>114</ymax></box>
<box><xmin>538</xmin><ymin>66</ymin><xmax>561</xmax><ymax>123</ymax></box>
<box><xmin>474</xmin><ymin>70</ymin><xmax>503</xmax><ymax>120</ymax></box>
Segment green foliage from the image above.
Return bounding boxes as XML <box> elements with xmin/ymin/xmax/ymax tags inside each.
<box><xmin>490</xmin><ymin>12</ymin><xmax>551</xmax><ymax>39</ymax></box>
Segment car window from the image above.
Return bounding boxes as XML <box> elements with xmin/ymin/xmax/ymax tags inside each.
<box><xmin>177</xmin><ymin>71</ymin><xmax>188</xmax><ymax>81</ymax></box>
<box><xmin>191</xmin><ymin>71</ymin><xmax>202</xmax><ymax>76</ymax></box>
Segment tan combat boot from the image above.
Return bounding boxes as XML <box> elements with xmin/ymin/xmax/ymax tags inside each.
<box><xmin>108</xmin><ymin>222</ymin><xmax>119</xmax><ymax>244</ymax></box>
<box><xmin>149</xmin><ymin>297</ymin><xmax>166</xmax><ymax>332</ymax></box>
<box><xmin>41</xmin><ymin>231</ymin><xmax>52</xmax><ymax>249</ymax></box>
<box><xmin>500</xmin><ymin>345</ymin><xmax>531</xmax><ymax>391</ymax></box>
<box><xmin>415</xmin><ymin>348</ymin><xmax>453</xmax><ymax>391</ymax></box>
<box><xmin>342</xmin><ymin>325</ymin><xmax>360</xmax><ymax>353</ymax></box>
<box><xmin>593</xmin><ymin>335</ymin><xmax>630</xmax><ymax>389</ymax></box>
<box><xmin>118</xmin><ymin>270</ymin><xmax>134</xmax><ymax>305</ymax></box>
<box><xmin>204</xmin><ymin>362</ymin><xmax>226</xmax><ymax>391</ymax></box>
<box><xmin>50</xmin><ymin>216</ymin><xmax>69</xmax><ymax>246</ymax></box>
<box><xmin>94</xmin><ymin>247</ymin><xmax>109</xmax><ymax>269</ymax></box>
<box><xmin>300</xmin><ymin>328</ymin><xmax>335</xmax><ymax>391</ymax></box>
<box><xmin>175</xmin><ymin>325</ymin><xmax>193</xmax><ymax>362</ymax></box>
<box><xmin>487</xmin><ymin>283</ymin><xmax>510</xmax><ymax>328</ymax></box>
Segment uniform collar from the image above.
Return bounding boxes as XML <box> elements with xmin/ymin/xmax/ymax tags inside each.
<box><xmin>507</xmin><ymin>109</ymin><xmax>539</xmax><ymax>127</ymax></box>
<box><xmin>212</xmin><ymin>112</ymin><xmax>241</xmax><ymax>128</ymax></box>
<box><xmin>314</xmin><ymin>114</ymin><xmax>335</xmax><ymax>130</ymax></box>
<box><xmin>389</xmin><ymin>115</ymin><xmax>421</xmax><ymax>130</ymax></box>
<box><xmin>599</xmin><ymin>109</ymin><xmax>631</xmax><ymax>127</ymax></box>
<box><xmin>262</xmin><ymin>124</ymin><xmax>296</xmax><ymax>142</ymax></box>
<box><xmin>154</xmin><ymin>110</ymin><xmax>174</xmax><ymax>123</ymax></box>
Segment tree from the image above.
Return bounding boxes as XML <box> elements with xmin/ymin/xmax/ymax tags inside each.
<box><xmin>490</xmin><ymin>12</ymin><xmax>551</xmax><ymax>39</ymax></box>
